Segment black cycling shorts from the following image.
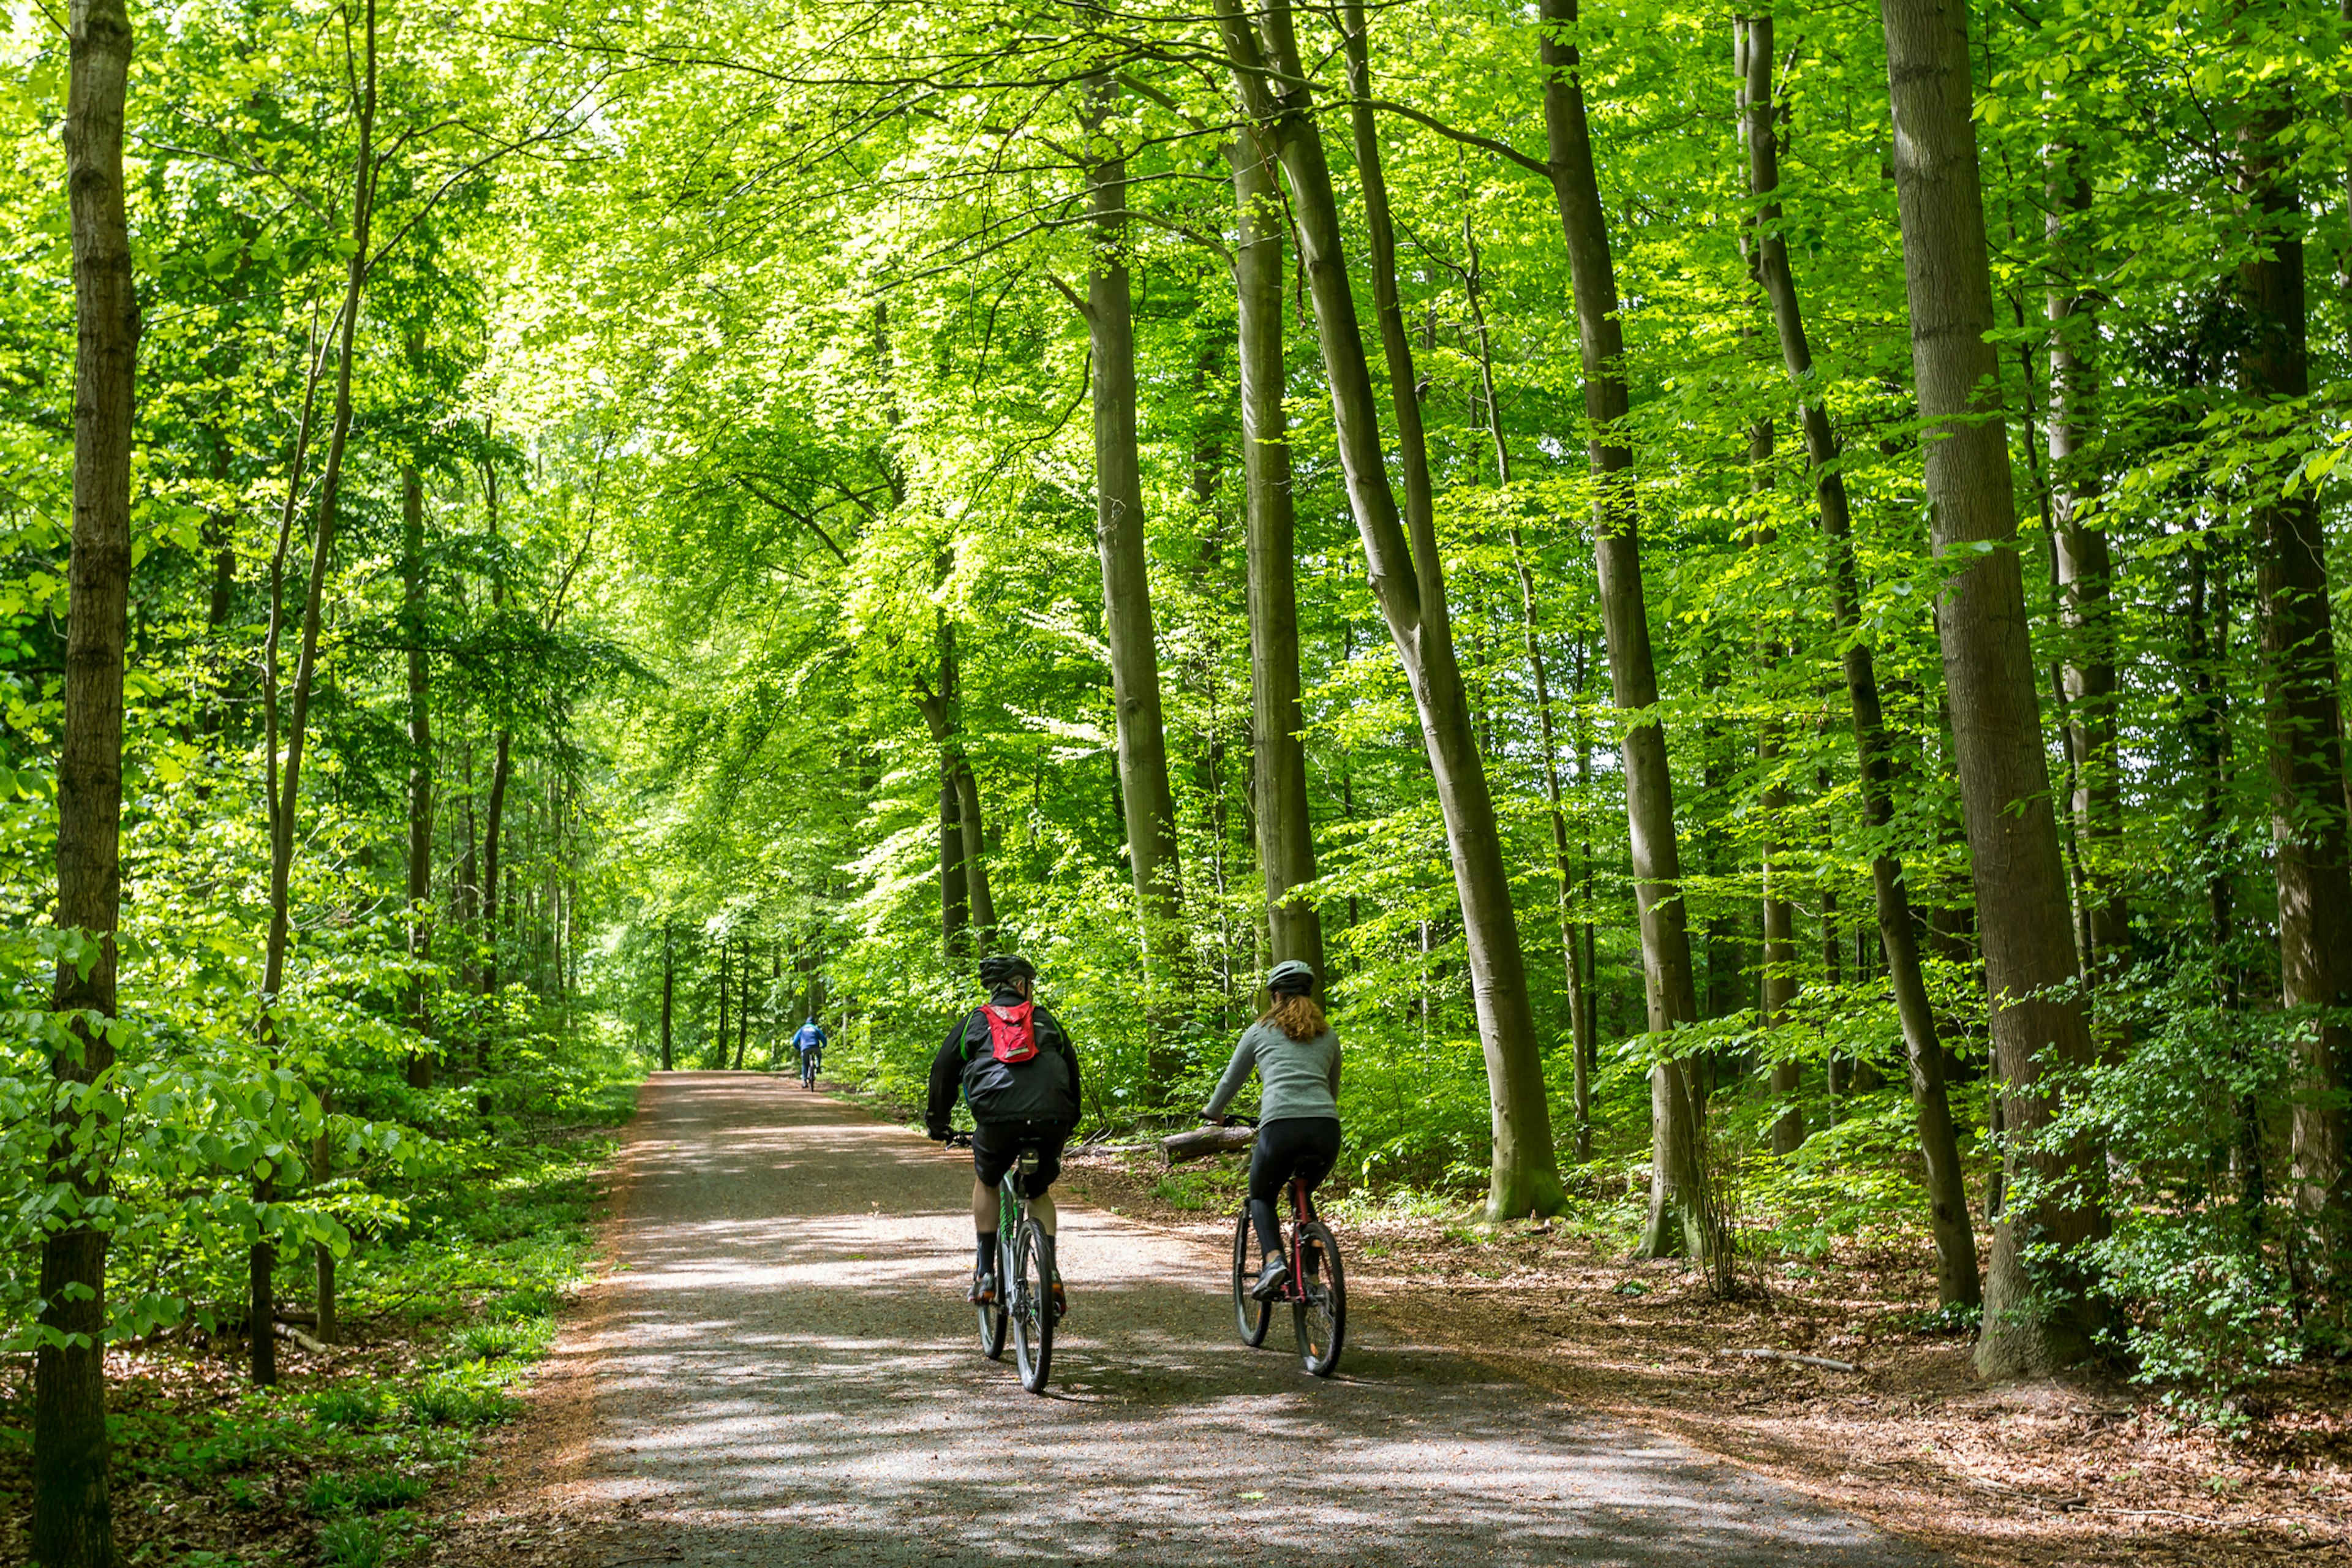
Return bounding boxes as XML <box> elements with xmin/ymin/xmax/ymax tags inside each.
<box><xmin>971</xmin><ymin>1120</ymin><xmax>1070</xmax><ymax>1198</ymax></box>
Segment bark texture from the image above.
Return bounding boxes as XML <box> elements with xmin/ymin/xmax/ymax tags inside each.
<box><xmin>36</xmin><ymin>2</ymin><xmax>137</xmax><ymax>1560</ymax></box>
<box><xmin>1880</xmin><ymin>0</ymin><xmax>2094</xmax><ymax>1366</ymax></box>
<box><xmin>1539</xmin><ymin>0</ymin><xmax>1706</xmax><ymax>1253</ymax></box>
<box><xmin>2240</xmin><ymin>100</ymin><xmax>2352</xmax><ymax>1227</ymax></box>
<box><xmin>1234</xmin><ymin>135</ymin><xmax>1327</xmax><ymax>982</ymax></box>
<box><xmin>1084</xmin><ymin>78</ymin><xmax>1185</xmax><ymax>1085</ymax></box>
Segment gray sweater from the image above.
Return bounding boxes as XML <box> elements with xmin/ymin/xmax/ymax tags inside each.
<box><xmin>1204</xmin><ymin>1020</ymin><xmax>1342</xmax><ymax>1124</ymax></box>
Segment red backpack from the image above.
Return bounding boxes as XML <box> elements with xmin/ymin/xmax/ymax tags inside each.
<box><xmin>981</xmin><ymin>1001</ymin><xmax>1039</xmax><ymax>1064</ymax></box>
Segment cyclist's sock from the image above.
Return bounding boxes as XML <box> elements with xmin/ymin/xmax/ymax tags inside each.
<box><xmin>974</xmin><ymin>1233</ymin><xmax>997</xmax><ymax>1272</ymax></box>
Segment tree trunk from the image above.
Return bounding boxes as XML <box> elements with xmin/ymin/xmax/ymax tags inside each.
<box><xmin>1537</xmin><ymin>0</ymin><xmax>1705</xmax><ymax>1251</ymax></box>
<box><xmin>1234</xmin><ymin>133</ymin><xmax>1327</xmax><ymax>983</ymax></box>
<box><xmin>257</xmin><ymin>0</ymin><xmax>375</xmax><ymax>1386</ymax></box>
<box><xmin>717</xmin><ymin>940</ymin><xmax>730</xmax><ymax>1067</ymax></box>
<box><xmin>915</xmin><ymin>632</ymin><xmax>998</xmax><ymax>948</ymax></box>
<box><xmin>1880</xmin><ymin>0</ymin><xmax>2096</xmax><ymax>1369</ymax></box>
<box><xmin>35</xmin><ymin>2</ymin><xmax>136</xmax><ymax>1558</ymax></box>
<box><xmin>660</xmin><ymin>922</ymin><xmax>674</xmax><ymax>1071</ymax></box>
<box><xmin>402</xmin><ymin>445</ymin><xmax>433</xmax><ymax>1090</ymax></box>
<box><xmin>2046</xmin><ymin>148</ymin><xmax>2125</xmax><ymax>1007</ymax></box>
<box><xmin>1740</xmin><ymin>12</ymin><xmax>1974</xmax><ymax>1300</ymax></box>
<box><xmin>1462</xmin><ymin>217</ymin><xmax>1588</xmax><ymax>1120</ymax></box>
<box><xmin>2240</xmin><ymin>97</ymin><xmax>2352</xmax><ymax>1229</ymax></box>
<box><xmin>1084</xmin><ymin>77</ymin><xmax>1186</xmax><ymax>1086</ymax></box>
<box><xmin>311</xmin><ymin>1095</ymin><xmax>335</xmax><ymax>1344</ymax></box>
<box><xmin>1348</xmin><ymin>1</ymin><xmax>1561</xmax><ymax>1219</ymax></box>
<box><xmin>1218</xmin><ymin>0</ymin><xmax>1561</xmax><ymax>1219</ymax></box>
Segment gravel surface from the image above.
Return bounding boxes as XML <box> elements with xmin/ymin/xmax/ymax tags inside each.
<box><xmin>565</xmin><ymin>1072</ymin><xmax>1939</xmax><ymax>1566</ymax></box>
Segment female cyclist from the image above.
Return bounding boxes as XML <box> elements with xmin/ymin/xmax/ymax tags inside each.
<box><xmin>1202</xmin><ymin>959</ymin><xmax>1341</xmax><ymax>1302</ymax></box>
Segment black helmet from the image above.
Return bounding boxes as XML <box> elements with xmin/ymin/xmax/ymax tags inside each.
<box><xmin>978</xmin><ymin>954</ymin><xmax>1036</xmax><ymax>989</ymax></box>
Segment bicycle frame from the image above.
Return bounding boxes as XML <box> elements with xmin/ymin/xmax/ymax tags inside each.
<box><xmin>1271</xmin><ymin>1173</ymin><xmax>1314</xmax><ymax>1303</ymax></box>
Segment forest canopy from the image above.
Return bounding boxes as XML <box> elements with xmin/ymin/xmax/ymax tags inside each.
<box><xmin>6</xmin><ymin>0</ymin><xmax>2352</xmax><ymax>1556</ymax></box>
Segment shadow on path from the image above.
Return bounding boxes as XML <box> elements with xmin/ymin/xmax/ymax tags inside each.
<box><xmin>568</xmin><ymin>1072</ymin><xmax>1937</xmax><ymax>1567</ymax></box>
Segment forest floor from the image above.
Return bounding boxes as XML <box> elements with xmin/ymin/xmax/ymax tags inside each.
<box><xmin>1055</xmin><ymin>1145</ymin><xmax>2352</xmax><ymax>1568</ymax></box>
<box><xmin>0</xmin><ymin>1118</ymin><xmax>623</xmax><ymax>1568</ymax></box>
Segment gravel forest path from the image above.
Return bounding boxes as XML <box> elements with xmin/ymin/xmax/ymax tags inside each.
<box><xmin>552</xmin><ymin>1072</ymin><xmax>1936</xmax><ymax>1567</ymax></box>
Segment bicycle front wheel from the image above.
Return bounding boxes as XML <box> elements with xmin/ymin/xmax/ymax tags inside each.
<box><xmin>1232</xmin><ymin>1210</ymin><xmax>1270</xmax><ymax>1347</ymax></box>
<box><xmin>1010</xmin><ymin>1225</ymin><xmax>1055</xmax><ymax>1394</ymax></box>
<box><xmin>1292</xmin><ymin>1220</ymin><xmax>1346</xmax><ymax>1378</ymax></box>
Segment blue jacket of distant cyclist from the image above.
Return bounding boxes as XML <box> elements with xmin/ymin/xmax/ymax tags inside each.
<box><xmin>792</xmin><ymin>1020</ymin><xmax>827</xmax><ymax>1055</ymax></box>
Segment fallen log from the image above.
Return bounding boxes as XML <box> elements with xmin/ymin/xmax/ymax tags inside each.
<box><xmin>1735</xmin><ymin>1348</ymin><xmax>1860</xmax><ymax>1373</ymax></box>
<box><xmin>273</xmin><ymin>1320</ymin><xmax>331</xmax><ymax>1357</ymax></box>
<box><xmin>1161</xmin><ymin>1125</ymin><xmax>1256</xmax><ymax>1165</ymax></box>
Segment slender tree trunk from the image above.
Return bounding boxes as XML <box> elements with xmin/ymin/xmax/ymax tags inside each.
<box><xmin>1538</xmin><ymin>0</ymin><xmax>1704</xmax><ymax>1250</ymax></box>
<box><xmin>717</xmin><ymin>940</ymin><xmax>730</xmax><ymax>1068</ymax></box>
<box><xmin>36</xmin><ymin>3</ymin><xmax>136</xmax><ymax>1558</ymax></box>
<box><xmin>660</xmin><ymin>922</ymin><xmax>674</xmax><ymax>1071</ymax></box>
<box><xmin>1463</xmin><ymin>219</ymin><xmax>1588</xmax><ymax>1109</ymax></box>
<box><xmin>1084</xmin><ymin>77</ymin><xmax>1185</xmax><ymax>1085</ymax></box>
<box><xmin>311</xmin><ymin>1093</ymin><xmax>335</xmax><ymax>1343</ymax></box>
<box><xmin>2046</xmin><ymin>148</ymin><xmax>2125</xmax><ymax>1008</ymax></box>
<box><xmin>257</xmin><ymin>0</ymin><xmax>376</xmax><ymax>1386</ymax></box>
<box><xmin>1306</xmin><ymin>1</ymin><xmax>1569</xmax><ymax>1216</ymax></box>
<box><xmin>402</xmin><ymin>445</ymin><xmax>433</xmax><ymax>1090</ymax></box>
<box><xmin>2240</xmin><ymin>97</ymin><xmax>2352</xmax><ymax>1229</ymax></box>
<box><xmin>915</xmin><ymin>632</ymin><xmax>997</xmax><ymax>947</ymax></box>
<box><xmin>1234</xmin><ymin>135</ymin><xmax>1328</xmax><ymax>983</ymax></box>
<box><xmin>1739</xmin><ymin>12</ymin><xmax>1973</xmax><ymax>1299</ymax></box>
<box><xmin>1216</xmin><ymin>0</ymin><xmax>1562</xmax><ymax>1217</ymax></box>
<box><xmin>1880</xmin><ymin>0</ymin><xmax>2096</xmax><ymax>1366</ymax></box>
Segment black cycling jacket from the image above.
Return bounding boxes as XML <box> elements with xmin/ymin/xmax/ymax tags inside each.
<box><xmin>925</xmin><ymin>989</ymin><xmax>1082</xmax><ymax>1132</ymax></box>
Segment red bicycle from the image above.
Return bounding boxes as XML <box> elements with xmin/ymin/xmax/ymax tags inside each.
<box><xmin>1226</xmin><ymin>1117</ymin><xmax>1346</xmax><ymax>1377</ymax></box>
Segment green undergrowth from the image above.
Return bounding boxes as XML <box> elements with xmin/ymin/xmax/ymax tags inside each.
<box><xmin>0</xmin><ymin>1093</ymin><xmax>633</xmax><ymax>1567</ymax></box>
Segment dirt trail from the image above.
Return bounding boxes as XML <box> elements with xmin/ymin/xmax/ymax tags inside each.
<box><xmin>502</xmin><ymin>1072</ymin><xmax>1939</xmax><ymax>1566</ymax></box>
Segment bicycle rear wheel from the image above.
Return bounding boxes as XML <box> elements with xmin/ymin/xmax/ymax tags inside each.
<box><xmin>1292</xmin><ymin>1220</ymin><xmax>1346</xmax><ymax>1378</ymax></box>
<box><xmin>976</xmin><ymin>1267</ymin><xmax>1008</xmax><ymax>1361</ymax></box>
<box><xmin>1010</xmin><ymin>1225</ymin><xmax>1055</xmax><ymax>1393</ymax></box>
<box><xmin>1232</xmin><ymin>1210</ymin><xmax>1270</xmax><ymax>1346</ymax></box>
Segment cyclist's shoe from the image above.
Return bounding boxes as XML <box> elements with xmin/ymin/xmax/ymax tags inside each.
<box><xmin>1250</xmin><ymin>1257</ymin><xmax>1290</xmax><ymax>1302</ymax></box>
<box><xmin>967</xmin><ymin>1267</ymin><xmax>998</xmax><ymax>1305</ymax></box>
<box><xmin>1050</xmin><ymin>1273</ymin><xmax>1067</xmax><ymax>1321</ymax></box>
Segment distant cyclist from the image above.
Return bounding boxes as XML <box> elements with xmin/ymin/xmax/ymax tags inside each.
<box><xmin>791</xmin><ymin>1016</ymin><xmax>827</xmax><ymax>1087</ymax></box>
<box><xmin>925</xmin><ymin>954</ymin><xmax>1080</xmax><ymax>1310</ymax></box>
<box><xmin>1204</xmin><ymin>959</ymin><xmax>1342</xmax><ymax>1302</ymax></box>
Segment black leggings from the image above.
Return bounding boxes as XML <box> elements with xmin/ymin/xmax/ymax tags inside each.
<box><xmin>1248</xmin><ymin>1117</ymin><xmax>1342</xmax><ymax>1259</ymax></box>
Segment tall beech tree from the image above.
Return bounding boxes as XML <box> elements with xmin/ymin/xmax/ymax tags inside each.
<box><xmin>35</xmin><ymin>0</ymin><xmax>138</xmax><ymax>1559</ymax></box>
<box><xmin>1234</xmin><ymin>135</ymin><xmax>1325</xmax><ymax>981</ymax></box>
<box><xmin>1880</xmin><ymin>0</ymin><xmax>2097</xmax><ymax>1368</ymax></box>
<box><xmin>2239</xmin><ymin>90</ymin><xmax>2352</xmax><ymax>1227</ymax></box>
<box><xmin>1077</xmin><ymin>78</ymin><xmax>1185</xmax><ymax>1084</ymax></box>
<box><xmin>1738</xmin><ymin>12</ymin><xmax>1975</xmax><ymax>1305</ymax></box>
<box><xmin>1216</xmin><ymin>0</ymin><xmax>1563</xmax><ymax>1219</ymax></box>
<box><xmin>1537</xmin><ymin>0</ymin><xmax>1707</xmax><ymax>1254</ymax></box>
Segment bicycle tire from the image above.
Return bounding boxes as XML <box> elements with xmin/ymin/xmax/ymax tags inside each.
<box><xmin>1292</xmin><ymin>1219</ymin><xmax>1346</xmax><ymax>1378</ymax></box>
<box><xmin>1011</xmin><ymin>1225</ymin><xmax>1055</xmax><ymax>1394</ymax></box>
<box><xmin>977</xmin><ymin>1272</ymin><xmax>1009</xmax><ymax>1361</ymax></box>
<box><xmin>1231</xmin><ymin>1210</ymin><xmax>1271</xmax><ymax>1346</ymax></box>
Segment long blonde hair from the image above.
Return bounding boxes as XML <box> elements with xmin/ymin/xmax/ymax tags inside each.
<box><xmin>1259</xmin><ymin>991</ymin><xmax>1327</xmax><ymax>1042</ymax></box>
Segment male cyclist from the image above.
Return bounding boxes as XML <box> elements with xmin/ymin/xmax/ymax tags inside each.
<box><xmin>791</xmin><ymin>1016</ymin><xmax>827</xmax><ymax>1087</ymax></box>
<box><xmin>925</xmin><ymin>954</ymin><xmax>1079</xmax><ymax>1310</ymax></box>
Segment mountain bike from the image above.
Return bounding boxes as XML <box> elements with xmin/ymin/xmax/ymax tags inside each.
<box><xmin>1224</xmin><ymin>1118</ymin><xmax>1346</xmax><ymax>1378</ymax></box>
<box><xmin>944</xmin><ymin>1131</ymin><xmax>1057</xmax><ymax>1393</ymax></box>
<box><xmin>799</xmin><ymin>1046</ymin><xmax>821</xmax><ymax>1088</ymax></box>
